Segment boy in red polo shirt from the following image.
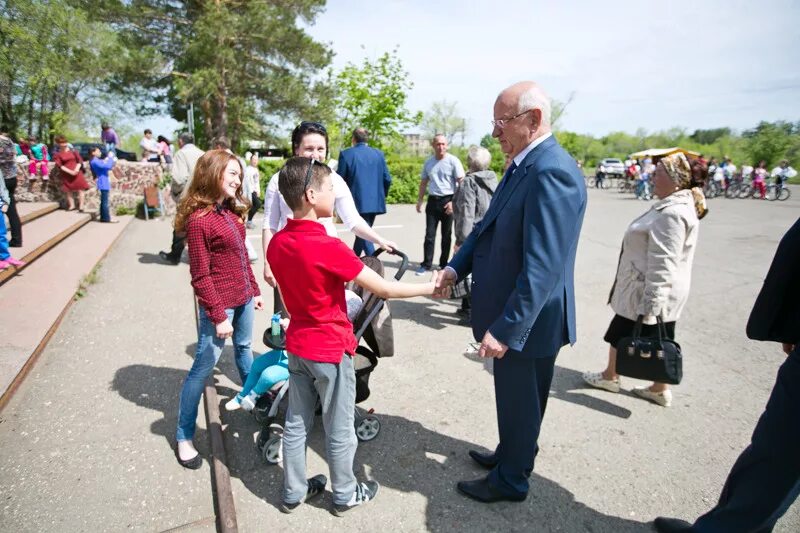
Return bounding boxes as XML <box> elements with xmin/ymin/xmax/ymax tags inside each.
<box><xmin>268</xmin><ymin>157</ymin><xmax>438</xmax><ymax>515</ymax></box>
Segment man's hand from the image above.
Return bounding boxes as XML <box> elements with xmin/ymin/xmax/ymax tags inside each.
<box><xmin>253</xmin><ymin>295</ymin><xmax>264</xmax><ymax>310</ymax></box>
<box><xmin>377</xmin><ymin>238</ymin><xmax>397</xmax><ymax>252</ymax></box>
<box><xmin>433</xmin><ymin>267</ymin><xmax>456</xmax><ymax>298</ymax></box>
<box><xmin>263</xmin><ymin>266</ymin><xmax>277</xmax><ymax>288</ymax></box>
<box><xmin>215</xmin><ymin>319</ymin><xmax>234</xmax><ymax>339</ymax></box>
<box><xmin>444</xmin><ymin>201</ymin><xmax>453</xmax><ymax>215</ymax></box>
<box><xmin>416</xmin><ymin>200</ymin><xmax>423</xmax><ymax>213</ymax></box>
<box><xmin>783</xmin><ymin>343</ymin><xmax>795</xmax><ymax>356</ymax></box>
<box><xmin>478</xmin><ymin>330</ymin><xmax>508</xmax><ymax>359</ymax></box>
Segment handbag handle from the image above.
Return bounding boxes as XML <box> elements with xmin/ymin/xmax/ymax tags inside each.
<box><xmin>635</xmin><ymin>314</ymin><xmax>668</xmax><ymax>341</ymax></box>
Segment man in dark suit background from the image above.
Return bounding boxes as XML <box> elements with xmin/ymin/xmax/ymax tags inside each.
<box><xmin>337</xmin><ymin>128</ymin><xmax>392</xmax><ymax>256</ymax></box>
<box><xmin>437</xmin><ymin>81</ymin><xmax>587</xmax><ymax>503</ymax></box>
<box><xmin>656</xmin><ymin>217</ymin><xmax>800</xmax><ymax>533</ymax></box>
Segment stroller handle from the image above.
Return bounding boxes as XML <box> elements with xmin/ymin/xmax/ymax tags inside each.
<box><xmin>371</xmin><ymin>248</ymin><xmax>409</xmax><ymax>280</ymax></box>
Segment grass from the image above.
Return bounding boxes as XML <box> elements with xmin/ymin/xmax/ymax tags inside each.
<box><xmin>75</xmin><ymin>264</ymin><xmax>101</xmax><ymax>299</ymax></box>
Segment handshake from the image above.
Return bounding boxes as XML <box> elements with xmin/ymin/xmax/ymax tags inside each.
<box><xmin>427</xmin><ymin>267</ymin><xmax>457</xmax><ymax>298</ymax></box>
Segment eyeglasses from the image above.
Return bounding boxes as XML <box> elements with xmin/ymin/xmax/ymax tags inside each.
<box><xmin>302</xmin><ymin>157</ymin><xmax>319</xmax><ymax>192</ymax></box>
<box><xmin>491</xmin><ymin>109</ymin><xmax>533</xmax><ymax>129</ymax></box>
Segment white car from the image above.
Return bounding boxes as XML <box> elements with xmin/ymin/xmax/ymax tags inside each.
<box><xmin>596</xmin><ymin>158</ymin><xmax>626</xmax><ymax>180</ymax></box>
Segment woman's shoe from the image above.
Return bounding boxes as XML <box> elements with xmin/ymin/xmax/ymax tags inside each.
<box><xmin>582</xmin><ymin>371</ymin><xmax>621</xmax><ymax>393</ymax></box>
<box><xmin>6</xmin><ymin>258</ymin><xmax>25</xmax><ymax>267</ymax></box>
<box><xmin>175</xmin><ymin>448</ymin><xmax>202</xmax><ymax>470</ymax></box>
<box><xmin>0</xmin><ymin>260</ymin><xmax>9</xmax><ymax>270</ymax></box>
<box><xmin>632</xmin><ymin>386</ymin><xmax>672</xmax><ymax>407</ymax></box>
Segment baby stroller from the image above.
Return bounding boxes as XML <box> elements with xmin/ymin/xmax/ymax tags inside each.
<box><xmin>255</xmin><ymin>248</ymin><xmax>409</xmax><ymax>465</ymax></box>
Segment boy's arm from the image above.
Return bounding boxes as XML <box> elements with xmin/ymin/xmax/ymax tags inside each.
<box><xmin>354</xmin><ymin>266</ymin><xmax>437</xmax><ymax>300</ymax></box>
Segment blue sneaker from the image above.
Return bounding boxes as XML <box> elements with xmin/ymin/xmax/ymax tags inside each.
<box><xmin>415</xmin><ymin>266</ymin><xmax>430</xmax><ymax>276</ymax></box>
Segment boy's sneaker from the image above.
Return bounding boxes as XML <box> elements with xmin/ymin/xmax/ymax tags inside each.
<box><xmin>280</xmin><ymin>474</ymin><xmax>327</xmax><ymax>514</ymax></box>
<box><xmin>333</xmin><ymin>480</ymin><xmax>380</xmax><ymax>517</ymax></box>
<box><xmin>415</xmin><ymin>266</ymin><xmax>429</xmax><ymax>276</ymax></box>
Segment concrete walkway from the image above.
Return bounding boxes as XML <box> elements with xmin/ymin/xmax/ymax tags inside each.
<box><xmin>1</xmin><ymin>187</ymin><xmax>798</xmax><ymax>532</ymax></box>
<box><xmin>0</xmin><ymin>216</ymin><xmax>215</xmax><ymax>532</ymax></box>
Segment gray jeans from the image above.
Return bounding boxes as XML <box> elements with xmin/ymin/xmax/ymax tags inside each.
<box><xmin>283</xmin><ymin>353</ymin><xmax>358</xmax><ymax>505</ymax></box>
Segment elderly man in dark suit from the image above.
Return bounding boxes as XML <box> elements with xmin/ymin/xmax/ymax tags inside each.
<box><xmin>437</xmin><ymin>81</ymin><xmax>587</xmax><ymax>503</ymax></box>
<box><xmin>656</xmin><ymin>217</ymin><xmax>800</xmax><ymax>533</ymax></box>
<box><xmin>337</xmin><ymin>128</ymin><xmax>392</xmax><ymax>256</ymax></box>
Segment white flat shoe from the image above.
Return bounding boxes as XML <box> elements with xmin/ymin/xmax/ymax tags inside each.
<box><xmin>632</xmin><ymin>386</ymin><xmax>672</xmax><ymax>407</ymax></box>
<box><xmin>582</xmin><ymin>371</ymin><xmax>621</xmax><ymax>393</ymax></box>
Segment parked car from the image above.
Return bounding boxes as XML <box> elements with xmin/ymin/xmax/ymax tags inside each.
<box><xmin>596</xmin><ymin>158</ymin><xmax>626</xmax><ymax>182</ymax></box>
<box><xmin>52</xmin><ymin>142</ymin><xmax>137</xmax><ymax>162</ymax></box>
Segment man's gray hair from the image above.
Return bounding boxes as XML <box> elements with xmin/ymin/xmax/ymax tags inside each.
<box><xmin>467</xmin><ymin>145</ymin><xmax>492</xmax><ymax>172</ymax></box>
<box><xmin>517</xmin><ymin>86</ymin><xmax>551</xmax><ymax>127</ymax></box>
<box><xmin>178</xmin><ymin>132</ymin><xmax>194</xmax><ymax>145</ymax></box>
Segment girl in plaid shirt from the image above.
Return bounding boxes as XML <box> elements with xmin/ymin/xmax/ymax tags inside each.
<box><xmin>173</xmin><ymin>149</ymin><xmax>264</xmax><ymax>469</ymax></box>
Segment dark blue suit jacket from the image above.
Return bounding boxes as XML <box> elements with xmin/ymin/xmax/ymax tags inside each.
<box><xmin>337</xmin><ymin>142</ymin><xmax>392</xmax><ymax>215</ymax></box>
<box><xmin>449</xmin><ymin>136</ymin><xmax>587</xmax><ymax>359</ymax></box>
<box><xmin>746</xmin><ymin>217</ymin><xmax>800</xmax><ymax>345</ymax></box>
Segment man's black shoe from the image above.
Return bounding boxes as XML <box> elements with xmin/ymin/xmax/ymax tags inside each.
<box><xmin>8</xmin><ymin>240</ymin><xmax>21</xmax><ymax>248</ymax></box>
<box><xmin>468</xmin><ymin>449</ymin><xmax>497</xmax><ymax>469</ymax></box>
<box><xmin>159</xmin><ymin>251</ymin><xmax>180</xmax><ymax>265</ymax></box>
<box><xmin>653</xmin><ymin>517</ymin><xmax>693</xmax><ymax>532</ymax></box>
<box><xmin>456</xmin><ymin>477</ymin><xmax>526</xmax><ymax>503</ymax></box>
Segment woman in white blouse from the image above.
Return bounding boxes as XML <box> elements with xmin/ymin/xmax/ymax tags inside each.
<box><xmin>261</xmin><ymin>121</ymin><xmax>396</xmax><ymax>311</ymax></box>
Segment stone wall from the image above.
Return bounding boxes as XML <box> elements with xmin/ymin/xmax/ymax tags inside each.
<box><xmin>12</xmin><ymin>161</ymin><xmax>177</xmax><ymax>215</ymax></box>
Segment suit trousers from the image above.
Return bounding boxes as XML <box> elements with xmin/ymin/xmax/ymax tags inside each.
<box><xmin>422</xmin><ymin>195</ymin><xmax>453</xmax><ymax>269</ymax></box>
<box><xmin>692</xmin><ymin>345</ymin><xmax>800</xmax><ymax>533</ymax></box>
<box><xmin>168</xmin><ymin>230</ymin><xmax>186</xmax><ymax>261</ymax></box>
<box><xmin>353</xmin><ymin>212</ymin><xmax>377</xmax><ymax>257</ymax></box>
<box><xmin>488</xmin><ymin>352</ymin><xmax>557</xmax><ymax>496</ymax></box>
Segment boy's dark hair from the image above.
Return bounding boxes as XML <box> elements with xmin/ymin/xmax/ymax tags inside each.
<box><xmin>144</xmin><ymin>129</ymin><xmax>152</xmax><ymax>135</ymax></box>
<box><xmin>90</xmin><ymin>146</ymin><xmax>101</xmax><ymax>156</ymax></box>
<box><xmin>278</xmin><ymin>157</ymin><xmax>331</xmax><ymax>211</ymax></box>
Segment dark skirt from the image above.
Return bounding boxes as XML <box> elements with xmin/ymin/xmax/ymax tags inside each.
<box><xmin>604</xmin><ymin>314</ymin><xmax>676</xmax><ymax>347</ymax></box>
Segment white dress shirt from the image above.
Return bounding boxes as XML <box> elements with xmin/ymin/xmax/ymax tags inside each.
<box><xmin>262</xmin><ymin>169</ymin><xmax>366</xmax><ymax>237</ymax></box>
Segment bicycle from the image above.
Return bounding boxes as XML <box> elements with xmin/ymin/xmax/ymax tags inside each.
<box><xmin>766</xmin><ymin>182</ymin><xmax>791</xmax><ymax>201</ymax></box>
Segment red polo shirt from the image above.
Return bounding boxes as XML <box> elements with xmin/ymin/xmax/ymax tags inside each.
<box><xmin>267</xmin><ymin>218</ymin><xmax>365</xmax><ymax>363</ymax></box>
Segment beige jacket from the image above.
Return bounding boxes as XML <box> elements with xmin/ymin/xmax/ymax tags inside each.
<box><xmin>609</xmin><ymin>189</ymin><xmax>699</xmax><ymax>324</ymax></box>
<box><xmin>170</xmin><ymin>143</ymin><xmax>205</xmax><ymax>202</ymax></box>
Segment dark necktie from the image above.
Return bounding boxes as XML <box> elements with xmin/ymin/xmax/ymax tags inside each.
<box><xmin>495</xmin><ymin>161</ymin><xmax>518</xmax><ymax>197</ymax></box>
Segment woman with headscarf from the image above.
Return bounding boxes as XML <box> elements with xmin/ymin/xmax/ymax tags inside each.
<box><xmin>582</xmin><ymin>152</ymin><xmax>707</xmax><ymax>407</ymax></box>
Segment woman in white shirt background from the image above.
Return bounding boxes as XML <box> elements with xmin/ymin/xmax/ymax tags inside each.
<box><xmin>243</xmin><ymin>153</ymin><xmax>261</xmax><ymax>229</ymax></box>
<box><xmin>261</xmin><ymin>121</ymin><xmax>397</xmax><ymax>313</ymax></box>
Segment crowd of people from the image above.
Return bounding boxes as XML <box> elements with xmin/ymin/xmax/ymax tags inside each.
<box><xmin>619</xmin><ymin>154</ymin><xmax>796</xmax><ymax>200</ymax></box>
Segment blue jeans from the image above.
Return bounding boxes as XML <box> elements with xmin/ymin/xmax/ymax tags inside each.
<box><xmin>236</xmin><ymin>349</ymin><xmax>289</xmax><ymax>400</ymax></box>
<box><xmin>0</xmin><ymin>211</ymin><xmax>9</xmax><ymax>260</ymax></box>
<box><xmin>176</xmin><ymin>299</ymin><xmax>254</xmax><ymax>441</ymax></box>
<box><xmin>353</xmin><ymin>212</ymin><xmax>377</xmax><ymax>256</ymax></box>
<box><xmin>99</xmin><ymin>189</ymin><xmax>110</xmax><ymax>222</ymax></box>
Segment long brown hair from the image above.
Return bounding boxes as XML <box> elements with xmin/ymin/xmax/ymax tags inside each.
<box><xmin>174</xmin><ymin>149</ymin><xmax>249</xmax><ymax>232</ymax></box>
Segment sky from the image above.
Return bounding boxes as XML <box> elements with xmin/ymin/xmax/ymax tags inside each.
<box><xmin>142</xmin><ymin>0</ymin><xmax>800</xmax><ymax>145</ymax></box>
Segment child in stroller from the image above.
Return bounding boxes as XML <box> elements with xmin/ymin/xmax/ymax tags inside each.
<box><xmin>227</xmin><ymin>290</ymin><xmax>363</xmax><ymax>413</ymax></box>
<box><xmin>255</xmin><ymin>249</ymin><xmax>410</xmax><ymax>465</ymax></box>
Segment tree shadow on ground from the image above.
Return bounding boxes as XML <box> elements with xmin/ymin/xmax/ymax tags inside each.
<box><xmin>110</xmin><ymin>364</ymin><xmax>212</xmax><ymax>461</ymax></box>
<box><xmin>389</xmin><ymin>298</ymin><xmax>465</xmax><ymax>331</ymax></box>
<box><xmin>217</xmin><ymin>393</ymin><xmax>648</xmax><ymax>532</ymax></box>
<box><xmin>459</xmin><ymin>350</ymin><xmax>632</xmax><ymax>419</ymax></box>
<box><xmin>136</xmin><ymin>251</ymin><xmax>188</xmax><ymax>265</ymax></box>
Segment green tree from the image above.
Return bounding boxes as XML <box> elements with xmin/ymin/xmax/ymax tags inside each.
<box><xmin>1</xmin><ymin>0</ymin><xmax>123</xmax><ymax>139</ymax></box>
<box><xmin>422</xmin><ymin>100</ymin><xmax>467</xmax><ymax>145</ymax></box>
<box><xmin>743</xmin><ymin>121</ymin><xmax>794</xmax><ymax>166</ymax></box>
<box><xmin>80</xmin><ymin>0</ymin><xmax>333</xmax><ymax>149</ymax></box>
<box><xmin>332</xmin><ymin>49</ymin><xmax>422</xmax><ymax>152</ymax></box>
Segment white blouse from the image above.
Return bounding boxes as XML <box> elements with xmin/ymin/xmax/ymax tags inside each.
<box><xmin>261</xmin><ymin>168</ymin><xmax>366</xmax><ymax>237</ymax></box>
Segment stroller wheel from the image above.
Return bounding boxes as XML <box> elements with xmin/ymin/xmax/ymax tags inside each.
<box><xmin>262</xmin><ymin>435</ymin><xmax>283</xmax><ymax>465</ymax></box>
<box><xmin>355</xmin><ymin>415</ymin><xmax>381</xmax><ymax>442</ymax></box>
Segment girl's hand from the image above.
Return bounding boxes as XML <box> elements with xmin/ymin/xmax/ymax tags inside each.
<box><xmin>426</xmin><ymin>270</ymin><xmax>440</xmax><ymax>295</ymax></box>
<box><xmin>215</xmin><ymin>319</ymin><xmax>234</xmax><ymax>339</ymax></box>
<box><xmin>378</xmin><ymin>238</ymin><xmax>397</xmax><ymax>252</ymax></box>
<box><xmin>280</xmin><ymin>318</ymin><xmax>290</xmax><ymax>330</ymax></box>
<box><xmin>253</xmin><ymin>296</ymin><xmax>264</xmax><ymax>310</ymax></box>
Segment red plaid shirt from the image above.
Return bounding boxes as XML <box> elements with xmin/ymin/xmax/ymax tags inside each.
<box><xmin>187</xmin><ymin>206</ymin><xmax>260</xmax><ymax>323</ymax></box>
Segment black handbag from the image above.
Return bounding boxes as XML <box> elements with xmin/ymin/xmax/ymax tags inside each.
<box><xmin>615</xmin><ymin>315</ymin><xmax>683</xmax><ymax>385</ymax></box>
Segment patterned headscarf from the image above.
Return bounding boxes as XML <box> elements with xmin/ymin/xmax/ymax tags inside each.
<box><xmin>660</xmin><ymin>152</ymin><xmax>708</xmax><ymax>220</ymax></box>
<box><xmin>660</xmin><ymin>152</ymin><xmax>692</xmax><ymax>189</ymax></box>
